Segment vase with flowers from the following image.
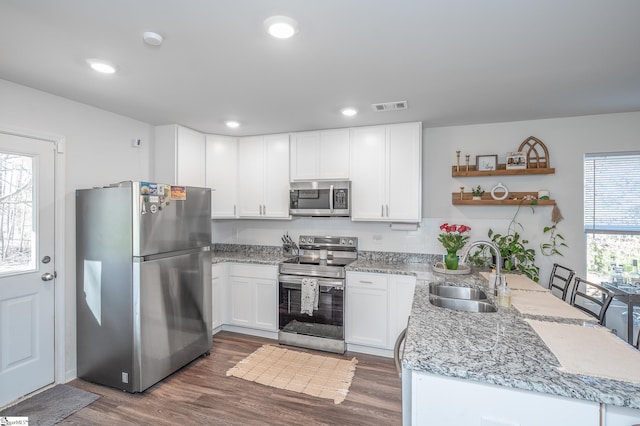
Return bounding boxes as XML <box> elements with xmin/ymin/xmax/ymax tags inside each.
<box><xmin>438</xmin><ymin>223</ymin><xmax>471</xmax><ymax>270</ymax></box>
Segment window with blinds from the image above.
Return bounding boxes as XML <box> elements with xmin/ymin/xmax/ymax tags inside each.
<box><xmin>584</xmin><ymin>152</ymin><xmax>640</xmax><ymax>234</ymax></box>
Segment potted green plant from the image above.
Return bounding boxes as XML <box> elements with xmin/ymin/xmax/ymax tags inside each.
<box><xmin>471</xmin><ymin>185</ymin><xmax>484</xmax><ymax>200</ymax></box>
<box><xmin>486</xmin><ymin>228</ymin><xmax>539</xmax><ymax>281</ymax></box>
<box><xmin>468</xmin><ymin>201</ymin><xmax>540</xmax><ymax>282</ymax></box>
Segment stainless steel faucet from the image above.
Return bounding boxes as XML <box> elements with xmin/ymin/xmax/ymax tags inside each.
<box><xmin>460</xmin><ymin>240</ymin><xmax>503</xmax><ymax>293</ymax></box>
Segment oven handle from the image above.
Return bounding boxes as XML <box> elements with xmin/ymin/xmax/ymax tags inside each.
<box><xmin>278</xmin><ymin>275</ymin><xmax>344</xmax><ymax>291</ymax></box>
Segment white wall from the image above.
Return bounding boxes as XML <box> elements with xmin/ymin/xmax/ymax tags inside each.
<box><xmin>213</xmin><ymin>111</ymin><xmax>640</xmax><ymax>285</ymax></box>
<box><xmin>0</xmin><ymin>79</ymin><xmax>153</xmax><ymax>380</ymax></box>
<box><xmin>425</xmin><ymin>112</ymin><xmax>640</xmax><ymax>283</ymax></box>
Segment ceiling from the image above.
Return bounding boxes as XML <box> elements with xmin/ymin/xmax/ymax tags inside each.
<box><xmin>1</xmin><ymin>0</ymin><xmax>639</xmax><ymax>136</ymax></box>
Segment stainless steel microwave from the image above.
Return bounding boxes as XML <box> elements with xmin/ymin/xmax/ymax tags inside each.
<box><xmin>289</xmin><ymin>181</ymin><xmax>350</xmax><ymax>217</ymax></box>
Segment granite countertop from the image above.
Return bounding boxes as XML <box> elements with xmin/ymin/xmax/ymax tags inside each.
<box><xmin>346</xmin><ymin>259</ymin><xmax>432</xmax><ymax>278</ymax></box>
<box><xmin>207</xmin><ymin>247</ymin><xmax>640</xmax><ymax>409</ymax></box>
<box><xmin>402</xmin><ymin>277</ymin><xmax>640</xmax><ymax>410</ymax></box>
<box><xmin>211</xmin><ymin>251</ymin><xmax>285</xmax><ymax>265</ymax></box>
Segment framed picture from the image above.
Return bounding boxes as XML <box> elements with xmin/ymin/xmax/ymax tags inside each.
<box><xmin>476</xmin><ymin>154</ymin><xmax>498</xmax><ymax>171</ymax></box>
<box><xmin>506</xmin><ymin>151</ymin><xmax>527</xmax><ymax>169</ymax></box>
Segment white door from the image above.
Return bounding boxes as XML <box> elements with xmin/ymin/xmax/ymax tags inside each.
<box><xmin>0</xmin><ymin>133</ymin><xmax>55</xmax><ymax>407</ymax></box>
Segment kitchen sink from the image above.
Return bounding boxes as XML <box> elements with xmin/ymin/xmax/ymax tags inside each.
<box><xmin>429</xmin><ymin>295</ymin><xmax>497</xmax><ymax>313</ymax></box>
<box><xmin>429</xmin><ymin>284</ymin><xmax>487</xmax><ymax>300</ymax></box>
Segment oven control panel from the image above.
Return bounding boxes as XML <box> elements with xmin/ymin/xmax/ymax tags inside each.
<box><xmin>298</xmin><ymin>235</ymin><xmax>357</xmax><ymax>250</ymax></box>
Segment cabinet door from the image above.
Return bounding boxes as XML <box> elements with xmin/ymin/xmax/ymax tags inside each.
<box><xmin>346</xmin><ymin>273</ymin><xmax>389</xmax><ymax>347</ymax></box>
<box><xmin>237</xmin><ymin>136</ymin><xmax>265</xmax><ymax>217</ymax></box>
<box><xmin>389</xmin><ymin>275</ymin><xmax>416</xmax><ymax>346</ymax></box>
<box><xmin>319</xmin><ymin>129</ymin><xmax>350</xmax><ymax>179</ymax></box>
<box><xmin>228</xmin><ymin>276</ymin><xmax>253</xmax><ymax>327</ymax></box>
<box><xmin>290</xmin><ymin>131</ymin><xmax>320</xmax><ymax>181</ymax></box>
<box><xmin>263</xmin><ymin>134</ymin><xmax>290</xmax><ymax>218</ymax></box>
<box><xmin>387</xmin><ymin>123</ymin><xmax>421</xmax><ymax>222</ymax></box>
<box><xmin>211</xmin><ymin>263</ymin><xmax>226</xmax><ymax>330</ymax></box>
<box><xmin>254</xmin><ymin>278</ymin><xmax>277</xmax><ymax>331</ymax></box>
<box><xmin>154</xmin><ymin>124</ymin><xmax>205</xmax><ymax>186</ymax></box>
<box><xmin>176</xmin><ymin>125</ymin><xmax>206</xmax><ymax>187</ymax></box>
<box><xmin>206</xmin><ymin>135</ymin><xmax>238</xmax><ymax>218</ymax></box>
<box><xmin>350</xmin><ymin>126</ymin><xmax>386</xmax><ymax>220</ymax></box>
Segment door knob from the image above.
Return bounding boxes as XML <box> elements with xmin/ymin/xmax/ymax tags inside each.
<box><xmin>41</xmin><ymin>272</ymin><xmax>56</xmax><ymax>281</ymax></box>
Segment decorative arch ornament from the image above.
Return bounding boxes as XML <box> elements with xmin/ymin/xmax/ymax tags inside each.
<box><xmin>518</xmin><ymin>136</ymin><xmax>550</xmax><ymax>168</ymax></box>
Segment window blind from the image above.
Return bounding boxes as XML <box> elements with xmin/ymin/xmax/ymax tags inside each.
<box><xmin>584</xmin><ymin>152</ymin><xmax>640</xmax><ymax>234</ymax></box>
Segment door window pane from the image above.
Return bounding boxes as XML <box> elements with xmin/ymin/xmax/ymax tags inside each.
<box><xmin>0</xmin><ymin>153</ymin><xmax>35</xmax><ymax>275</ymax></box>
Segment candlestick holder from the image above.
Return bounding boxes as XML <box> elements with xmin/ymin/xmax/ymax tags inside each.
<box><xmin>456</xmin><ymin>150</ymin><xmax>461</xmax><ymax>172</ymax></box>
<box><xmin>459</xmin><ymin>186</ymin><xmax>464</xmax><ymax>200</ymax></box>
<box><xmin>465</xmin><ymin>154</ymin><xmax>470</xmax><ymax>171</ymax></box>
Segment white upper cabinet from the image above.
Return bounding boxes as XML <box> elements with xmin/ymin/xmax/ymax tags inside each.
<box><xmin>154</xmin><ymin>124</ymin><xmax>206</xmax><ymax>187</ymax></box>
<box><xmin>206</xmin><ymin>135</ymin><xmax>238</xmax><ymax>218</ymax></box>
<box><xmin>290</xmin><ymin>128</ymin><xmax>350</xmax><ymax>180</ymax></box>
<box><xmin>350</xmin><ymin>122</ymin><xmax>422</xmax><ymax>222</ymax></box>
<box><xmin>237</xmin><ymin>133</ymin><xmax>290</xmax><ymax>219</ymax></box>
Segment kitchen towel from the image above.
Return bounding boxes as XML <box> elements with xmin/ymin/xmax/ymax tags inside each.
<box><xmin>510</xmin><ymin>289</ymin><xmax>595</xmax><ymax>321</ymax></box>
<box><xmin>526</xmin><ymin>319</ymin><xmax>640</xmax><ymax>384</ymax></box>
<box><xmin>301</xmin><ymin>278</ymin><xmax>319</xmax><ymax>316</ymax></box>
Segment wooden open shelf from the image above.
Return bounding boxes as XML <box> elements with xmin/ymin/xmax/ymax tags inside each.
<box><xmin>451</xmin><ymin>164</ymin><xmax>555</xmax><ymax>177</ymax></box>
<box><xmin>451</xmin><ymin>191</ymin><xmax>556</xmax><ymax>206</ymax></box>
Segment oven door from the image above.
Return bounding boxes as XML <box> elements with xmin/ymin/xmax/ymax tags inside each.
<box><xmin>278</xmin><ymin>275</ymin><xmax>344</xmax><ymax>340</ymax></box>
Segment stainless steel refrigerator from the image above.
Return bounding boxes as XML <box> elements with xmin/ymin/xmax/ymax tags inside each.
<box><xmin>76</xmin><ymin>181</ymin><xmax>212</xmax><ymax>392</ymax></box>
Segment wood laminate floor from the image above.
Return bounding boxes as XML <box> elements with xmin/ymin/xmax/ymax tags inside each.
<box><xmin>63</xmin><ymin>331</ymin><xmax>402</xmax><ymax>426</ymax></box>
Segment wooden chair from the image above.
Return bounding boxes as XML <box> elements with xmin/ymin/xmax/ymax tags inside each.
<box><xmin>569</xmin><ymin>277</ymin><xmax>615</xmax><ymax>325</ymax></box>
<box><xmin>547</xmin><ymin>263</ymin><xmax>575</xmax><ymax>301</ymax></box>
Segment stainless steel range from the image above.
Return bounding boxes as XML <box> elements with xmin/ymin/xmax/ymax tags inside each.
<box><xmin>278</xmin><ymin>235</ymin><xmax>357</xmax><ymax>354</ymax></box>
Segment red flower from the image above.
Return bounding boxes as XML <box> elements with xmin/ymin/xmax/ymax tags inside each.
<box><xmin>438</xmin><ymin>223</ymin><xmax>472</xmax><ymax>252</ymax></box>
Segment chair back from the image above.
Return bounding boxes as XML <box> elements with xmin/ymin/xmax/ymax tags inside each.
<box><xmin>547</xmin><ymin>263</ymin><xmax>575</xmax><ymax>301</ymax></box>
<box><xmin>569</xmin><ymin>277</ymin><xmax>615</xmax><ymax>325</ymax></box>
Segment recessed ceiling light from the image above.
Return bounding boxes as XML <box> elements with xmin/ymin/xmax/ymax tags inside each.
<box><xmin>86</xmin><ymin>58</ymin><xmax>117</xmax><ymax>74</ymax></box>
<box><xmin>143</xmin><ymin>31</ymin><xmax>163</xmax><ymax>46</ymax></box>
<box><xmin>341</xmin><ymin>107</ymin><xmax>358</xmax><ymax>117</ymax></box>
<box><xmin>264</xmin><ymin>16</ymin><xmax>299</xmax><ymax>39</ymax></box>
<box><xmin>225</xmin><ymin>120</ymin><xmax>240</xmax><ymax>129</ymax></box>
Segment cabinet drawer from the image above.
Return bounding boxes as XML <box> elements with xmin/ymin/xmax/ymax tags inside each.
<box><xmin>228</xmin><ymin>263</ymin><xmax>276</xmax><ymax>280</ymax></box>
<box><xmin>347</xmin><ymin>272</ymin><xmax>388</xmax><ymax>290</ymax></box>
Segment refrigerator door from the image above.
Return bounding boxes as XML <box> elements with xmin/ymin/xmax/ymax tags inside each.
<box><xmin>133</xmin><ymin>249</ymin><xmax>212</xmax><ymax>392</ymax></box>
<box><xmin>76</xmin><ymin>184</ymin><xmax>136</xmax><ymax>391</ymax></box>
<box><xmin>130</xmin><ymin>182</ymin><xmax>212</xmax><ymax>256</ymax></box>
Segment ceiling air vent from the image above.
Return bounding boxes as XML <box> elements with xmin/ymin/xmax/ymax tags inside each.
<box><xmin>372</xmin><ymin>100</ymin><xmax>408</xmax><ymax>112</ymax></box>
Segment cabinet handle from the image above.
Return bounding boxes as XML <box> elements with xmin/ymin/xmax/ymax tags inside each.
<box><xmin>386</xmin><ymin>204</ymin><xmax>389</xmax><ymax>217</ymax></box>
<box><xmin>233</xmin><ymin>205</ymin><xmax>236</xmax><ymax>216</ymax></box>
<box><xmin>381</xmin><ymin>205</ymin><xmax>385</xmax><ymax>217</ymax></box>
<box><xmin>263</xmin><ymin>204</ymin><xmax>266</xmax><ymax>215</ymax></box>
<box><xmin>360</xmin><ymin>280</ymin><xmax>373</xmax><ymax>284</ymax></box>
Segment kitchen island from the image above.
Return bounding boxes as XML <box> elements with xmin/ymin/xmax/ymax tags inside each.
<box><xmin>402</xmin><ymin>273</ymin><xmax>640</xmax><ymax>426</ymax></box>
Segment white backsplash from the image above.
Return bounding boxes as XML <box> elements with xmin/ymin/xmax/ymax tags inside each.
<box><xmin>211</xmin><ymin>217</ymin><xmax>513</xmax><ymax>255</ymax></box>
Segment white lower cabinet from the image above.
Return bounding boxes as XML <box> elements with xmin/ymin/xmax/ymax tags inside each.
<box><xmin>407</xmin><ymin>370</ymin><xmax>612</xmax><ymax>426</ymax></box>
<box><xmin>346</xmin><ymin>272</ymin><xmax>389</xmax><ymax>348</ymax></box>
<box><xmin>226</xmin><ymin>264</ymin><xmax>278</xmax><ymax>331</ymax></box>
<box><xmin>346</xmin><ymin>271</ymin><xmax>416</xmax><ymax>352</ymax></box>
<box><xmin>211</xmin><ymin>263</ymin><xmax>227</xmax><ymax>331</ymax></box>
